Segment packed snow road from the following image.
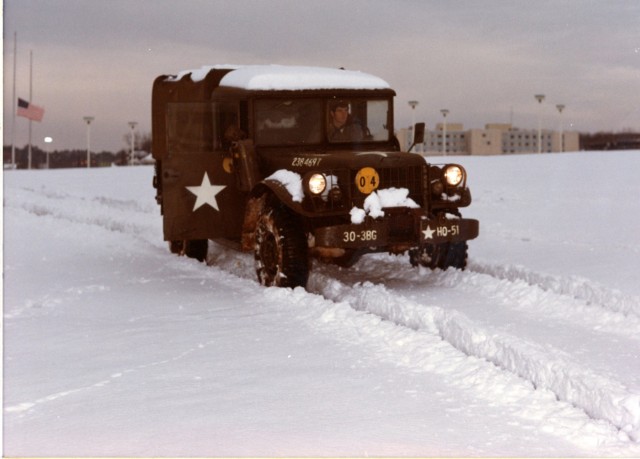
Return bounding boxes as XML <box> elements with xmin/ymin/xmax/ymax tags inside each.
<box><xmin>4</xmin><ymin>151</ymin><xmax>640</xmax><ymax>456</ymax></box>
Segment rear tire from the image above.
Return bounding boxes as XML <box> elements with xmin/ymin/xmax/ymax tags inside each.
<box><xmin>168</xmin><ymin>239</ymin><xmax>208</xmax><ymax>262</ymax></box>
<box><xmin>169</xmin><ymin>240</ymin><xmax>183</xmax><ymax>255</ymax></box>
<box><xmin>254</xmin><ymin>203</ymin><xmax>309</xmax><ymax>288</ymax></box>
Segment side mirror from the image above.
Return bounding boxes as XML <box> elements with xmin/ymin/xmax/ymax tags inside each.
<box><xmin>413</xmin><ymin>122</ymin><xmax>425</xmax><ymax>144</ymax></box>
<box><xmin>407</xmin><ymin>122</ymin><xmax>425</xmax><ymax>152</ymax></box>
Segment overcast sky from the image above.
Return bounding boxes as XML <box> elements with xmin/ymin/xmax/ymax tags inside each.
<box><xmin>4</xmin><ymin>0</ymin><xmax>639</xmax><ymax>152</ymax></box>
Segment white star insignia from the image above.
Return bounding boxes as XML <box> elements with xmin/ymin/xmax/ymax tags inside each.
<box><xmin>186</xmin><ymin>172</ymin><xmax>226</xmax><ymax>211</ymax></box>
<box><xmin>422</xmin><ymin>225</ymin><xmax>435</xmax><ymax>240</ymax></box>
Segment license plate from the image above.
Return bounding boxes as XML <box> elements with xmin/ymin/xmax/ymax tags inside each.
<box><xmin>421</xmin><ymin>222</ymin><xmax>460</xmax><ymax>241</ymax></box>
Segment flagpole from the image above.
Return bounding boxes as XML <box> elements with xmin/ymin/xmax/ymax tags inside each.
<box><xmin>28</xmin><ymin>50</ymin><xmax>33</xmax><ymax>169</ymax></box>
<box><xmin>11</xmin><ymin>32</ymin><xmax>17</xmax><ymax>167</ymax></box>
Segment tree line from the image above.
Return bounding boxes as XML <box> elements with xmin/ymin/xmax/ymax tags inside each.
<box><xmin>580</xmin><ymin>131</ymin><xmax>640</xmax><ymax>151</ymax></box>
<box><xmin>4</xmin><ymin>132</ymin><xmax>152</xmax><ymax>169</ymax></box>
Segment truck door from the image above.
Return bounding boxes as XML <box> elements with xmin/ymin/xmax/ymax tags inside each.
<box><xmin>161</xmin><ymin>101</ymin><xmax>247</xmax><ymax>242</ymax></box>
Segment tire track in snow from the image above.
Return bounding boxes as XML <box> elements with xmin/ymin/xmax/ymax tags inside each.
<box><xmin>307</xmin><ymin>268</ymin><xmax>640</xmax><ymax>443</ymax></box>
<box><xmin>468</xmin><ymin>259</ymin><xmax>640</xmax><ymax>319</ymax></box>
<box><xmin>284</xmin><ymin>277</ymin><xmax>634</xmax><ymax>451</ymax></box>
<box><xmin>5</xmin><ymin>186</ymin><xmax>161</xmax><ymax>243</ymax></box>
<box><xmin>341</xmin><ymin>254</ymin><xmax>640</xmax><ymax>342</ymax></box>
<box><xmin>208</xmin><ymin>240</ymin><xmax>640</xmax><ymax>442</ymax></box>
<box><xmin>16</xmin><ymin>185</ymin><xmax>156</xmax><ymax>214</ymax></box>
<box><xmin>427</xmin><ymin>265</ymin><xmax>640</xmax><ymax>342</ymax></box>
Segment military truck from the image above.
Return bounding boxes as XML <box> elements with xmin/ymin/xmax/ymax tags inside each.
<box><xmin>151</xmin><ymin>65</ymin><xmax>479</xmax><ymax>288</ymax></box>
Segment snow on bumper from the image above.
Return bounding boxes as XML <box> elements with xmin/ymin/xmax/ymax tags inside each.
<box><xmin>314</xmin><ymin>209</ymin><xmax>479</xmax><ymax>249</ymax></box>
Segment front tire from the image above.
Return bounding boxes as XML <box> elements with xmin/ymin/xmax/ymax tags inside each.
<box><xmin>409</xmin><ymin>241</ymin><xmax>468</xmax><ymax>270</ymax></box>
<box><xmin>254</xmin><ymin>203</ymin><xmax>309</xmax><ymax>288</ymax></box>
<box><xmin>442</xmin><ymin>241</ymin><xmax>468</xmax><ymax>270</ymax></box>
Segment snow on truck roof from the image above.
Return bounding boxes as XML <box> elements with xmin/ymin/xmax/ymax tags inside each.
<box><xmin>167</xmin><ymin>65</ymin><xmax>391</xmax><ymax>91</ymax></box>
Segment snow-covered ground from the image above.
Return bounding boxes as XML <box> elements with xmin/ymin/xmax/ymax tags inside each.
<box><xmin>3</xmin><ymin>150</ymin><xmax>640</xmax><ymax>456</ymax></box>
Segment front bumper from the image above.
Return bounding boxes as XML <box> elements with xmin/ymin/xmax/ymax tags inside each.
<box><xmin>314</xmin><ymin>208</ymin><xmax>479</xmax><ymax>249</ymax></box>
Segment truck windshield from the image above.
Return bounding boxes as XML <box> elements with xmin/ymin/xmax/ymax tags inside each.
<box><xmin>254</xmin><ymin>98</ymin><xmax>391</xmax><ymax>146</ymax></box>
<box><xmin>255</xmin><ymin>99</ymin><xmax>323</xmax><ymax>146</ymax></box>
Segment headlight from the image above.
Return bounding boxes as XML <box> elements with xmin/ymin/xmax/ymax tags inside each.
<box><xmin>444</xmin><ymin>165</ymin><xmax>464</xmax><ymax>186</ymax></box>
<box><xmin>308</xmin><ymin>173</ymin><xmax>327</xmax><ymax>195</ymax></box>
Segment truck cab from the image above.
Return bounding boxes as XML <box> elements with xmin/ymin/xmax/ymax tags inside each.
<box><xmin>152</xmin><ymin>65</ymin><xmax>479</xmax><ymax>288</ymax></box>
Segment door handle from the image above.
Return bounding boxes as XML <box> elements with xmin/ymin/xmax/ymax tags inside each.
<box><xmin>163</xmin><ymin>169</ymin><xmax>180</xmax><ymax>183</ymax></box>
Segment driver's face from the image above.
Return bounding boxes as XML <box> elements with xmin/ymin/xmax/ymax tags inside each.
<box><xmin>332</xmin><ymin>106</ymin><xmax>349</xmax><ymax>127</ymax></box>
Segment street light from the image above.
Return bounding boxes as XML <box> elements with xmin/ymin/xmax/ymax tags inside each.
<box><xmin>408</xmin><ymin>101</ymin><xmax>419</xmax><ymax>152</ymax></box>
<box><xmin>556</xmin><ymin>104</ymin><xmax>565</xmax><ymax>153</ymax></box>
<box><xmin>534</xmin><ymin>94</ymin><xmax>545</xmax><ymax>153</ymax></box>
<box><xmin>44</xmin><ymin>136</ymin><xmax>52</xmax><ymax>169</ymax></box>
<box><xmin>128</xmin><ymin>121</ymin><xmax>138</xmax><ymax>166</ymax></box>
<box><xmin>440</xmin><ymin>109</ymin><xmax>449</xmax><ymax>156</ymax></box>
<box><xmin>83</xmin><ymin>116</ymin><xmax>94</xmax><ymax>168</ymax></box>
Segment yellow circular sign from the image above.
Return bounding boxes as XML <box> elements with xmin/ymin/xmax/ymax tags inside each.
<box><xmin>355</xmin><ymin>167</ymin><xmax>379</xmax><ymax>194</ymax></box>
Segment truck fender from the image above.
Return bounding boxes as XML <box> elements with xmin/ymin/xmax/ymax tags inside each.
<box><xmin>240</xmin><ymin>181</ymin><xmax>306</xmax><ymax>252</ymax></box>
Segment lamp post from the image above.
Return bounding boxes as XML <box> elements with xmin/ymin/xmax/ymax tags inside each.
<box><xmin>128</xmin><ymin>121</ymin><xmax>138</xmax><ymax>166</ymax></box>
<box><xmin>534</xmin><ymin>94</ymin><xmax>545</xmax><ymax>153</ymax></box>
<box><xmin>44</xmin><ymin>136</ymin><xmax>52</xmax><ymax>169</ymax></box>
<box><xmin>440</xmin><ymin>109</ymin><xmax>449</xmax><ymax>156</ymax></box>
<box><xmin>556</xmin><ymin>104</ymin><xmax>565</xmax><ymax>153</ymax></box>
<box><xmin>408</xmin><ymin>101</ymin><xmax>419</xmax><ymax>152</ymax></box>
<box><xmin>83</xmin><ymin>116</ymin><xmax>94</xmax><ymax>168</ymax></box>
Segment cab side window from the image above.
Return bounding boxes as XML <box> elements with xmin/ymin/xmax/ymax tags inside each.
<box><xmin>166</xmin><ymin>102</ymin><xmax>214</xmax><ymax>155</ymax></box>
<box><xmin>215</xmin><ymin>102</ymin><xmax>247</xmax><ymax>150</ymax></box>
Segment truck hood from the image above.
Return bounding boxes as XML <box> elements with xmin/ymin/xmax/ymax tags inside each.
<box><xmin>260</xmin><ymin>150</ymin><xmax>426</xmax><ymax>174</ymax></box>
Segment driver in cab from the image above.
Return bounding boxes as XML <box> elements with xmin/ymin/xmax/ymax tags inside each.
<box><xmin>328</xmin><ymin>100</ymin><xmax>363</xmax><ymax>142</ymax></box>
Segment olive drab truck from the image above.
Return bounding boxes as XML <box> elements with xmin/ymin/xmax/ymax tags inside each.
<box><xmin>151</xmin><ymin>65</ymin><xmax>479</xmax><ymax>288</ymax></box>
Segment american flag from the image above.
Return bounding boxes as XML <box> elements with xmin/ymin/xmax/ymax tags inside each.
<box><xmin>17</xmin><ymin>98</ymin><xmax>45</xmax><ymax>122</ymax></box>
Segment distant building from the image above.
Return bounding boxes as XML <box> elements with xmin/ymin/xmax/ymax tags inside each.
<box><xmin>424</xmin><ymin>123</ymin><xmax>467</xmax><ymax>154</ymax></box>
<box><xmin>468</xmin><ymin>128</ymin><xmax>503</xmax><ymax>156</ymax></box>
<box><xmin>397</xmin><ymin>123</ymin><xmax>579</xmax><ymax>155</ymax></box>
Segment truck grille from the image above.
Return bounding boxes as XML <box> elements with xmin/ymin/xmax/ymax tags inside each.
<box><xmin>301</xmin><ymin>166</ymin><xmax>424</xmax><ymax>213</ymax></box>
<box><xmin>351</xmin><ymin>165</ymin><xmax>424</xmax><ymax>208</ymax></box>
